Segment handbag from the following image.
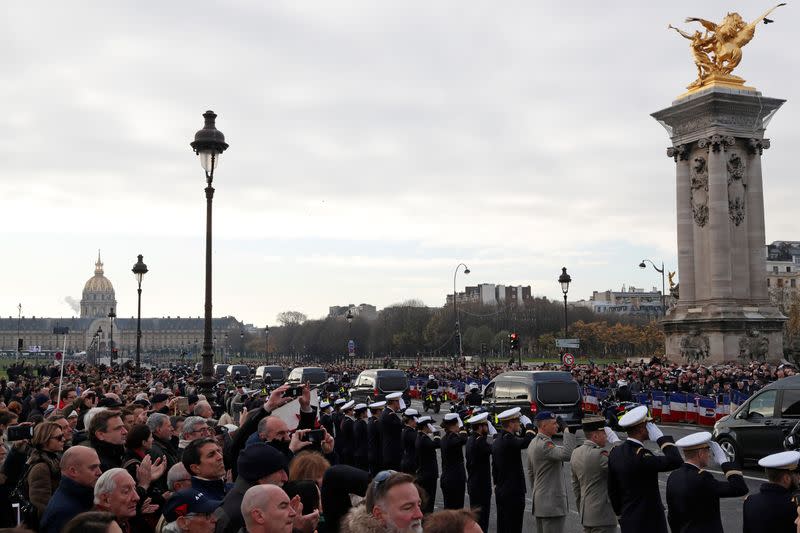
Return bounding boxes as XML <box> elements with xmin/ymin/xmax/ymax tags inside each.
<box><xmin>10</xmin><ymin>463</ymin><xmax>40</xmax><ymax>531</ymax></box>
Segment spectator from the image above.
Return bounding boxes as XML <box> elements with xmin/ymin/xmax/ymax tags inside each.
<box><xmin>41</xmin><ymin>447</ymin><xmax>103</xmax><ymax>533</ymax></box>
<box><xmin>423</xmin><ymin>509</ymin><xmax>482</xmax><ymax>533</ymax></box>
<box><xmin>179</xmin><ymin>417</ymin><xmax>212</xmax><ymax>450</ymax></box>
<box><xmin>340</xmin><ymin>471</ymin><xmax>423</xmax><ymax>533</ymax></box>
<box><xmin>92</xmin><ymin>469</ymin><xmax>141</xmax><ymax>533</ymax></box>
<box><xmin>24</xmin><ymin>421</ymin><xmax>64</xmax><ymax>517</ymax></box>
<box><xmin>148</xmin><ymin>414</ymin><xmax>180</xmax><ymax>471</ymax></box>
<box><xmin>288</xmin><ymin>451</ymin><xmax>330</xmax><ymax>488</ymax></box>
<box><xmin>245</xmin><ymin>416</ymin><xmax>313</xmax><ymax>461</ymax></box>
<box><xmin>161</xmin><ymin>488</ymin><xmax>220</xmax><ymax>533</ymax></box>
<box><xmin>283</xmin><ymin>480</ymin><xmax>321</xmax><ymax>533</ymax></box>
<box><xmin>62</xmin><ymin>511</ymin><xmax>122</xmax><ymax>533</ymax></box>
<box><xmin>87</xmin><ymin>410</ymin><xmax>128</xmax><ymax>472</ymax></box>
<box><xmin>165</xmin><ymin>463</ymin><xmax>192</xmax><ymax>494</ymax></box>
<box><xmin>194</xmin><ymin>401</ymin><xmax>214</xmax><ymax>419</ymax></box>
<box><xmin>182</xmin><ymin>438</ymin><xmax>228</xmax><ymax>500</ymax></box>
<box><xmin>320</xmin><ymin>465</ymin><xmax>369</xmax><ymax>533</ymax></box>
<box><xmin>122</xmin><ymin>425</ymin><xmax>154</xmax><ymax>481</ymax></box>
<box><xmin>48</xmin><ymin>413</ymin><xmax>74</xmax><ymax>448</ymax></box>
<box><xmin>240</xmin><ymin>484</ymin><xmax>296</xmax><ymax>533</ymax></box>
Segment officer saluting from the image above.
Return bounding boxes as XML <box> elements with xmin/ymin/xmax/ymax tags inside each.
<box><xmin>570</xmin><ymin>416</ymin><xmax>621</xmax><ymax>533</ymax></box>
<box><xmin>352</xmin><ymin>403</ymin><xmax>370</xmax><ymax>471</ymax></box>
<box><xmin>491</xmin><ymin>407</ymin><xmax>536</xmax><ymax>533</ymax></box>
<box><xmin>666</xmin><ymin>431</ymin><xmax>748</xmax><ymax>533</ymax></box>
<box><xmin>440</xmin><ymin>412</ymin><xmax>468</xmax><ymax>509</ymax></box>
<box><xmin>743</xmin><ymin>450</ymin><xmax>800</xmax><ymax>533</ymax></box>
<box><xmin>415</xmin><ymin>415</ymin><xmax>441</xmax><ymax>513</ymax></box>
<box><xmin>318</xmin><ymin>401</ymin><xmax>334</xmax><ymax>437</ymax></box>
<box><xmin>338</xmin><ymin>400</ymin><xmax>356</xmax><ymax>466</ymax></box>
<box><xmin>367</xmin><ymin>400</ymin><xmax>385</xmax><ymax>476</ymax></box>
<box><xmin>400</xmin><ymin>408</ymin><xmax>419</xmax><ymax>474</ymax></box>
<box><xmin>608</xmin><ymin>405</ymin><xmax>682</xmax><ymax>533</ymax></box>
<box><xmin>379</xmin><ymin>392</ymin><xmax>405</xmax><ymax>471</ymax></box>
<box><xmin>465</xmin><ymin>411</ymin><xmax>494</xmax><ymax>532</ymax></box>
<box><xmin>527</xmin><ymin>411</ymin><xmax>577</xmax><ymax>533</ymax></box>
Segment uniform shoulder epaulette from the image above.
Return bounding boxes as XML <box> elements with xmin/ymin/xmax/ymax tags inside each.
<box><xmin>636</xmin><ymin>447</ymin><xmax>651</xmax><ymax>456</ymax></box>
<box><xmin>697</xmin><ymin>469</ymin><xmax>705</xmax><ymax>475</ymax></box>
<box><xmin>724</xmin><ymin>469</ymin><xmax>743</xmax><ymax>477</ymax></box>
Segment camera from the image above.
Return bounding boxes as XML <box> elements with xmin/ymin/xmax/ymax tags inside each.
<box><xmin>282</xmin><ymin>385</ymin><xmax>304</xmax><ymax>399</ymax></box>
<box><xmin>302</xmin><ymin>429</ymin><xmax>326</xmax><ymax>444</ymax></box>
<box><xmin>6</xmin><ymin>424</ymin><xmax>34</xmax><ymax>442</ymax></box>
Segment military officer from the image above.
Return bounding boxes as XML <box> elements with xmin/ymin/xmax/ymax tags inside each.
<box><xmin>607</xmin><ymin>405</ymin><xmax>682</xmax><ymax>533</ymax></box>
<box><xmin>338</xmin><ymin>400</ymin><xmax>356</xmax><ymax>466</ymax></box>
<box><xmin>743</xmin><ymin>450</ymin><xmax>800</xmax><ymax>533</ymax></box>
<box><xmin>491</xmin><ymin>407</ymin><xmax>536</xmax><ymax>533</ymax></box>
<box><xmin>332</xmin><ymin>397</ymin><xmax>347</xmax><ymax>461</ymax></box>
<box><xmin>318</xmin><ymin>401</ymin><xmax>334</xmax><ymax>437</ymax></box>
<box><xmin>440</xmin><ymin>412</ymin><xmax>468</xmax><ymax>509</ymax></box>
<box><xmin>352</xmin><ymin>403</ymin><xmax>370</xmax><ymax>471</ymax></box>
<box><xmin>379</xmin><ymin>392</ymin><xmax>405</xmax><ymax>471</ymax></box>
<box><xmin>415</xmin><ymin>415</ymin><xmax>441</xmax><ymax>513</ymax></box>
<box><xmin>527</xmin><ymin>411</ymin><xmax>577</xmax><ymax>533</ymax></box>
<box><xmin>367</xmin><ymin>400</ymin><xmax>385</xmax><ymax>476</ymax></box>
<box><xmin>400</xmin><ymin>408</ymin><xmax>419</xmax><ymax>474</ymax></box>
<box><xmin>465</xmin><ymin>412</ymin><xmax>494</xmax><ymax>533</ymax></box>
<box><xmin>570</xmin><ymin>416</ymin><xmax>620</xmax><ymax>533</ymax></box>
<box><xmin>666</xmin><ymin>431</ymin><xmax>748</xmax><ymax>533</ymax></box>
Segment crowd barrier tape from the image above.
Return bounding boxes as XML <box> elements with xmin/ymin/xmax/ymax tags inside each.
<box><xmin>581</xmin><ymin>386</ymin><xmax>751</xmax><ymax>427</ymax></box>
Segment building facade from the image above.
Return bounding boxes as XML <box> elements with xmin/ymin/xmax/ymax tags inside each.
<box><xmin>767</xmin><ymin>241</ymin><xmax>800</xmax><ymax>311</ymax></box>
<box><xmin>576</xmin><ymin>285</ymin><xmax>667</xmax><ymax>317</ymax></box>
<box><xmin>328</xmin><ymin>304</ymin><xmax>378</xmax><ymax>321</ymax></box>
<box><xmin>445</xmin><ymin>283</ymin><xmax>532</xmax><ymax>307</ymax></box>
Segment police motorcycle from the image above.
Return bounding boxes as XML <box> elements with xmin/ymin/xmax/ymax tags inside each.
<box><xmin>424</xmin><ymin>390</ymin><xmax>442</xmax><ymax>413</ymax></box>
<box><xmin>449</xmin><ymin>397</ymin><xmax>475</xmax><ymax>421</ymax></box>
<box><xmin>601</xmin><ymin>394</ymin><xmax>640</xmax><ymax>431</ymax></box>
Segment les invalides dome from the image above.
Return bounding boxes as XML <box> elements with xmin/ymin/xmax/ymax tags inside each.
<box><xmin>80</xmin><ymin>251</ymin><xmax>117</xmax><ymax>319</ymax></box>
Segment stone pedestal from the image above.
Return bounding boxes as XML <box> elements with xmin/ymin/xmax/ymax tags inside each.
<box><xmin>652</xmin><ymin>86</ymin><xmax>787</xmax><ymax>363</ymax></box>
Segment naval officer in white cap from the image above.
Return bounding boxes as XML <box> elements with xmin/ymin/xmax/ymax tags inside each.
<box><xmin>465</xmin><ymin>412</ymin><xmax>493</xmax><ymax>532</ymax></box>
<box><xmin>379</xmin><ymin>392</ymin><xmax>405</xmax><ymax>471</ymax></box>
<box><xmin>607</xmin><ymin>405</ymin><xmax>682</xmax><ymax>533</ymax></box>
<box><xmin>491</xmin><ymin>407</ymin><xmax>536</xmax><ymax>533</ymax></box>
<box><xmin>743</xmin><ymin>450</ymin><xmax>800</xmax><ymax>533</ymax></box>
<box><xmin>666</xmin><ymin>431</ymin><xmax>748</xmax><ymax>533</ymax></box>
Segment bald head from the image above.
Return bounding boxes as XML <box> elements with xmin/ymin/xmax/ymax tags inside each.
<box><xmin>241</xmin><ymin>484</ymin><xmax>296</xmax><ymax>533</ymax></box>
<box><xmin>61</xmin><ymin>446</ymin><xmax>102</xmax><ymax>487</ymax></box>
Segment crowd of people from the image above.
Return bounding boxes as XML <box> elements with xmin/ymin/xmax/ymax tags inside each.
<box><xmin>0</xmin><ymin>355</ymin><xmax>796</xmax><ymax>533</ymax></box>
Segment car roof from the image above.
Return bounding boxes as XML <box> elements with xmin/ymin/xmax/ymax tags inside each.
<box><xmin>763</xmin><ymin>375</ymin><xmax>800</xmax><ymax>390</ymax></box>
<box><xmin>359</xmin><ymin>368</ymin><xmax>405</xmax><ymax>375</ymax></box>
<box><xmin>493</xmin><ymin>371</ymin><xmax>575</xmax><ymax>382</ymax></box>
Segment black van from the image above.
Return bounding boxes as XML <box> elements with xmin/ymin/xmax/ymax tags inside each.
<box><xmin>713</xmin><ymin>375</ymin><xmax>800</xmax><ymax>463</ymax></box>
<box><xmin>483</xmin><ymin>371</ymin><xmax>583</xmax><ymax>426</ymax></box>
<box><xmin>349</xmin><ymin>369</ymin><xmax>409</xmax><ymax>404</ymax></box>
<box><xmin>255</xmin><ymin>365</ymin><xmax>286</xmax><ymax>383</ymax></box>
<box><xmin>287</xmin><ymin>367</ymin><xmax>329</xmax><ymax>387</ymax></box>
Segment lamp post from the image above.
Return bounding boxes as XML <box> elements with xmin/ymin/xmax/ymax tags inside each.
<box><xmin>265</xmin><ymin>325</ymin><xmax>270</xmax><ymax>359</ymax></box>
<box><xmin>96</xmin><ymin>326</ymin><xmax>103</xmax><ymax>364</ymax></box>
<box><xmin>108</xmin><ymin>308</ymin><xmax>116</xmax><ymax>366</ymax></box>
<box><xmin>190</xmin><ymin>110</ymin><xmax>229</xmax><ymax>401</ymax></box>
<box><xmin>346</xmin><ymin>309</ymin><xmax>354</xmax><ymax>361</ymax></box>
<box><xmin>240</xmin><ymin>331</ymin><xmax>244</xmax><ymax>360</ymax></box>
<box><xmin>224</xmin><ymin>333</ymin><xmax>229</xmax><ymax>364</ymax></box>
<box><xmin>16</xmin><ymin>303</ymin><xmax>21</xmax><ymax>360</ymax></box>
<box><xmin>558</xmin><ymin>267</ymin><xmax>571</xmax><ymax>339</ymax></box>
<box><xmin>132</xmin><ymin>254</ymin><xmax>148</xmax><ymax>378</ymax></box>
<box><xmin>453</xmin><ymin>263</ymin><xmax>470</xmax><ymax>361</ymax></box>
<box><xmin>639</xmin><ymin>259</ymin><xmax>666</xmax><ymax>315</ymax></box>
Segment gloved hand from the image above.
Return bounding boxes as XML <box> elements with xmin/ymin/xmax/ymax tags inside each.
<box><xmin>646</xmin><ymin>422</ymin><xmax>664</xmax><ymax>441</ymax></box>
<box><xmin>603</xmin><ymin>426</ymin><xmax>621</xmax><ymax>444</ymax></box>
<box><xmin>709</xmin><ymin>441</ymin><xmax>729</xmax><ymax>465</ymax></box>
<box><xmin>519</xmin><ymin>415</ymin><xmax>532</xmax><ymax>427</ymax></box>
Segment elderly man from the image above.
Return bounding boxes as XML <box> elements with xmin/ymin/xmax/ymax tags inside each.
<box><xmin>87</xmin><ymin>409</ymin><xmax>128</xmax><ymax>471</ymax></box>
<box><xmin>149</xmin><ymin>412</ymin><xmax>182</xmax><ymax>468</ymax></box>
<box><xmin>214</xmin><ymin>443</ymin><xmax>288</xmax><ymax>533</ymax></box>
<box><xmin>194</xmin><ymin>400</ymin><xmax>214</xmax><ymax>419</ymax></box>
<box><xmin>162</xmin><ymin>488</ymin><xmax>221</xmax><ymax>533</ymax></box>
<box><xmin>340</xmin><ymin>471</ymin><xmax>424</xmax><ymax>533</ymax></box>
<box><xmin>570</xmin><ymin>416</ymin><xmax>620</xmax><ymax>533</ymax></box>
<box><xmin>240</xmin><ymin>484</ymin><xmax>297</xmax><ymax>533</ymax></box>
<box><xmin>527</xmin><ymin>411</ymin><xmax>577</xmax><ymax>533</ymax></box>
<box><xmin>40</xmin><ymin>446</ymin><xmax>103</xmax><ymax>533</ymax></box>
<box><xmin>183</xmin><ymin>437</ymin><xmax>229</xmax><ymax>500</ymax></box>
<box><xmin>93</xmin><ymin>468</ymin><xmax>141</xmax><ymax>533</ymax></box>
<box><xmin>245</xmin><ymin>415</ymin><xmax>316</xmax><ymax>461</ymax></box>
<box><xmin>180</xmin><ymin>416</ymin><xmax>214</xmax><ymax>448</ymax></box>
<box><xmin>167</xmin><ymin>462</ymin><xmax>193</xmax><ymax>494</ymax></box>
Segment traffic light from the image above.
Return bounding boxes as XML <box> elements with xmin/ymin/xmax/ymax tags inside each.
<box><xmin>509</xmin><ymin>332</ymin><xmax>519</xmax><ymax>351</ymax></box>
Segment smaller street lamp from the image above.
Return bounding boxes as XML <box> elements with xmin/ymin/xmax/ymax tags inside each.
<box><xmin>108</xmin><ymin>308</ymin><xmax>116</xmax><ymax>366</ymax></box>
<box><xmin>558</xmin><ymin>267</ymin><xmax>572</xmax><ymax>339</ymax></box>
<box><xmin>346</xmin><ymin>309</ymin><xmax>354</xmax><ymax>360</ymax></box>
<box><xmin>639</xmin><ymin>259</ymin><xmax>666</xmax><ymax>315</ymax></box>
<box><xmin>265</xmin><ymin>325</ymin><xmax>270</xmax><ymax>358</ymax></box>
<box><xmin>132</xmin><ymin>254</ymin><xmax>148</xmax><ymax>378</ymax></box>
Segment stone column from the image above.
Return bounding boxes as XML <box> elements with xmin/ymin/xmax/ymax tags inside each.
<box><xmin>669</xmin><ymin>144</ymin><xmax>695</xmax><ymax>305</ymax></box>
<box><xmin>702</xmin><ymin>135</ymin><xmax>735</xmax><ymax>301</ymax></box>
<box><xmin>747</xmin><ymin>138</ymin><xmax>771</xmax><ymax>304</ymax></box>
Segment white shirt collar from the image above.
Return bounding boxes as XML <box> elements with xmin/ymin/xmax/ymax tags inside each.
<box><xmin>627</xmin><ymin>437</ymin><xmax>644</xmax><ymax>447</ymax></box>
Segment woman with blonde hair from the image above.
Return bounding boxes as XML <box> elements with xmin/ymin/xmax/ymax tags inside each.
<box><xmin>23</xmin><ymin>421</ymin><xmax>65</xmax><ymax>516</ymax></box>
<box><xmin>289</xmin><ymin>450</ymin><xmax>331</xmax><ymax>488</ymax></box>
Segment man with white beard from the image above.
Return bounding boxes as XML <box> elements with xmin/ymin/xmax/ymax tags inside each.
<box><xmin>340</xmin><ymin>470</ymin><xmax>424</xmax><ymax>533</ymax></box>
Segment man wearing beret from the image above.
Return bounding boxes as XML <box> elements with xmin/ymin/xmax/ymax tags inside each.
<box><xmin>571</xmin><ymin>416</ymin><xmax>621</xmax><ymax>533</ymax></box>
<box><xmin>527</xmin><ymin>411</ymin><xmax>577</xmax><ymax>533</ymax></box>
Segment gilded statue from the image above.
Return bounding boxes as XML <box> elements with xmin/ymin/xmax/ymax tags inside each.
<box><xmin>670</xmin><ymin>3</ymin><xmax>786</xmax><ymax>90</ymax></box>
<box><xmin>668</xmin><ymin>271</ymin><xmax>677</xmax><ymax>289</ymax></box>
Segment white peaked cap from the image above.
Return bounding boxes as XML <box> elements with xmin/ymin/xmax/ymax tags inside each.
<box><xmin>759</xmin><ymin>450</ymin><xmax>800</xmax><ymax>470</ymax></box>
<box><xmin>342</xmin><ymin>400</ymin><xmax>355</xmax><ymax>410</ymax></box>
<box><xmin>386</xmin><ymin>392</ymin><xmax>403</xmax><ymax>400</ymax></box>
<box><xmin>417</xmin><ymin>416</ymin><xmax>432</xmax><ymax>424</ymax></box>
<box><xmin>443</xmin><ymin>413</ymin><xmax>463</xmax><ymax>428</ymax></box>
<box><xmin>675</xmin><ymin>431</ymin><xmax>712</xmax><ymax>450</ymax></box>
<box><xmin>404</xmin><ymin>409</ymin><xmax>419</xmax><ymax>417</ymax></box>
<box><xmin>354</xmin><ymin>403</ymin><xmax>368</xmax><ymax>411</ymax></box>
<box><xmin>369</xmin><ymin>401</ymin><xmax>386</xmax><ymax>409</ymax></box>
<box><xmin>497</xmin><ymin>407</ymin><xmax>521</xmax><ymax>421</ymax></box>
<box><xmin>466</xmin><ymin>412</ymin><xmax>489</xmax><ymax>425</ymax></box>
<box><xmin>618</xmin><ymin>405</ymin><xmax>650</xmax><ymax>428</ymax></box>
<box><xmin>334</xmin><ymin>398</ymin><xmax>346</xmax><ymax>406</ymax></box>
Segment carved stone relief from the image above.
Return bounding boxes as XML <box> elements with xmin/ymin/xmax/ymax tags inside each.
<box><xmin>746</xmin><ymin>138</ymin><xmax>770</xmax><ymax>155</ymax></box>
<box><xmin>680</xmin><ymin>330</ymin><xmax>710</xmax><ymax>361</ymax></box>
<box><xmin>690</xmin><ymin>156</ymin><xmax>709</xmax><ymax>227</ymax></box>
<box><xmin>727</xmin><ymin>152</ymin><xmax>746</xmax><ymax>226</ymax></box>
<box><xmin>738</xmin><ymin>329</ymin><xmax>769</xmax><ymax>361</ymax></box>
<box><xmin>698</xmin><ymin>135</ymin><xmax>735</xmax><ymax>153</ymax></box>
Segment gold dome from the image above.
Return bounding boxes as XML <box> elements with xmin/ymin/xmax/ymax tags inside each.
<box><xmin>83</xmin><ymin>252</ymin><xmax>115</xmax><ymax>294</ymax></box>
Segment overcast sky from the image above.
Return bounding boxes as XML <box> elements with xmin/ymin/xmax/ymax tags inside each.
<box><xmin>1</xmin><ymin>2</ymin><xmax>797</xmax><ymax>327</ymax></box>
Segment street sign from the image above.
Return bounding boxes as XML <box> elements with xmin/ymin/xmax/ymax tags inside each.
<box><xmin>55</xmin><ymin>352</ymin><xmax>63</xmax><ymax>361</ymax></box>
<box><xmin>347</xmin><ymin>339</ymin><xmax>355</xmax><ymax>355</ymax></box>
<box><xmin>556</xmin><ymin>338</ymin><xmax>580</xmax><ymax>349</ymax></box>
<box><xmin>28</xmin><ymin>345</ymin><xmax>41</xmax><ymax>353</ymax></box>
<box><xmin>562</xmin><ymin>352</ymin><xmax>575</xmax><ymax>366</ymax></box>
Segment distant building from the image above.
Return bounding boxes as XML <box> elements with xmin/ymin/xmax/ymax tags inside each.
<box><xmin>328</xmin><ymin>303</ymin><xmax>378</xmax><ymax>321</ymax></box>
<box><xmin>445</xmin><ymin>283</ymin><xmax>532</xmax><ymax>307</ymax></box>
<box><xmin>576</xmin><ymin>284</ymin><xmax>667</xmax><ymax>317</ymax></box>
<box><xmin>767</xmin><ymin>240</ymin><xmax>800</xmax><ymax>311</ymax></box>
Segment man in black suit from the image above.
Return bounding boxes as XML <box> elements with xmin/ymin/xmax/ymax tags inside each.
<box><xmin>367</xmin><ymin>401</ymin><xmax>385</xmax><ymax>476</ymax></box>
<box><xmin>491</xmin><ymin>407</ymin><xmax>536</xmax><ymax>533</ymax></box>
<box><xmin>379</xmin><ymin>392</ymin><xmax>405</xmax><ymax>471</ymax></box>
<box><xmin>465</xmin><ymin>412</ymin><xmax>493</xmax><ymax>532</ymax></box>
<box><xmin>608</xmin><ymin>405</ymin><xmax>682</xmax><ymax>533</ymax></box>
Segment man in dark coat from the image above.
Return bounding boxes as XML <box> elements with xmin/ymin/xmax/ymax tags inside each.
<box><xmin>379</xmin><ymin>392</ymin><xmax>405</xmax><ymax>471</ymax></box>
<box><xmin>491</xmin><ymin>407</ymin><xmax>536</xmax><ymax>533</ymax></box>
<box><xmin>351</xmin><ymin>404</ymin><xmax>370</xmax><ymax>471</ymax></box>
<box><xmin>40</xmin><ymin>446</ymin><xmax>102</xmax><ymax>533</ymax></box>
<box><xmin>338</xmin><ymin>401</ymin><xmax>356</xmax><ymax>466</ymax></box>
<box><xmin>666</xmin><ymin>431</ymin><xmax>748</xmax><ymax>533</ymax></box>
<box><xmin>414</xmin><ymin>416</ymin><xmax>440</xmax><ymax>513</ymax></box>
<box><xmin>608</xmin><ymin>405</ymin><xmax>682</xmax><ymax>533</ymax></box>
<box><xmin>85</xmin><ymin>410</ymin><xmax>128</xmax><ymax>472</ymax></box>
<box><xmin>319</xmin><ymin>401</ymin><xmax>334</xmax><ymax>436</ymax></box>
<box><xmin>439</xmin><ymin>413</ymin><xmax>468</xmax><ymax>509</ymax></box>
<box><xmin>399</xmin><ymin>409</ymin><xmax>418</xmax><ymax>474</ymax></box>
<box><xmin>743</xmin><ymin>450</ymin><xmax>800</xmax><ymax>533</ymax></box>
<box><xmin>465</xmin><ymin>412</ymin><xmax>493</xmax><ymax>532</ymax></box>
<box><xmin>367</xmin><ymin>401</ymin><xmax>385</xmax><ymax>476</ymax></box>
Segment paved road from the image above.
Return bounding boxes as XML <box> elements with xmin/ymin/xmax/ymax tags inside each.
<box><xmin>409</xmin><ymin>399</ymin><xmax>765</xmax><ymax>532</ymax></box>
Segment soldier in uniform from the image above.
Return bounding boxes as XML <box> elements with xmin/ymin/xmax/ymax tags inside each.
<box><xmin>352</xmin><ymin>403</ymin><xmax>370</xmax><ymax>471</ymax></box>
<box><xmin>331</xmin><ymin>397</ymin><xmax>347</xmax><ymax>462</ymax></box>
<box><xmin>318</xmin><ymin>401</ymin><xmax>334</xmax><ymax>437</ymax></box>
<box><xmin>415</xmin><ymin>415</ymin><xmax>441</xmax><ymax>513</ymax></box>
<box><xmin>570</xmin><ymin>416</ymin><xmax>621</xmax><ymax>533</ymax></box>
<box><xmin>400</xmin><ymin>408</ymin><xmax>419</xmax><ymax>474</ymax></box>
<box><xmin>743</xmin><ymin>450</ymin><xmax>800</xmax><ymax>533</ymax></box>
<box><xmin>527</xmin><ymin>411</ymin><xmax>577</xmax><ymax>533</ymax></box>
<box><xmin>666</xmin><ymin>431</ymin><xmax>748</xmax><ymax>533</ymax></box>
<box><xmin>338</xmin><ymin>400</ymin><xmax>356</xmax><ymax>466</ymax></box>
<box><xmin>491</xmin><ymin>407</ymin><xmax>536</xmax><ymax>533</ymax></box>
<box><xmin>465</xmin><ymin>411</ymin><xmax>494</xmax><ymax>532</ymax></box>
<box><xmin>440</xmin><ymin>412</ymin><xmax>468</xmax><ymax>509</ymax></box>
<box><xmin>379</xmin><ymin>392</ymin><xmax>405</xmax><ymax>471</ymax></box>
<box><xmin>367</xmin><ymin>400</ymin><xmax>385</xmax><ymax>476</ymax></box>
<box><xmin>608</xmin><ymin>405</ymin><xmax>682</xmax><ymax>533</ymax></box>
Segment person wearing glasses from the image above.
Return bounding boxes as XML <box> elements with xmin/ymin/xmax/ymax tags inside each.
<box><xmin>341</xmin><ymin>470</ymin><xmax>424</xmax><ymax>533</ymax></box>
<box><xmin>24</xmin><ymin>421</ymin><xmax>65</xmax><ymax>517</ymax></box>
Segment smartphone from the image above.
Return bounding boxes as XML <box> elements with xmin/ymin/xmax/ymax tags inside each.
<box><xmin>282</xmin><ymin>385</ymin><xmax>304</xmax><ymax>399</ymax></box>
<box><xmin>6</xmin><ymin>424</ymin><xmax>34</xmax><ymax>442</ymax></box>
<box><xmin>302</xmin><ymin>429</ymin><xmax>326</xmax><ymax>444</ymax></box>
<box><xmin>176</xmin><ymin>397</ymin><xmax>189</xmax><ymax>413</ymax></box>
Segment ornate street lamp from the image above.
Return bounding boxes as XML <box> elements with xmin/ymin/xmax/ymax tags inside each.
<box><xmin>453</xmin><ymin>263</ymin><xmax>470</xmax><ymax>360</ymax></box>
<box><xmin>108</xmin><ymin>307</ymin><xmax>116</xmax><ymax>365</ymax></box>
<box><xmin>558</xmin><ymin>267</ymin><xmax>572</xmax><ymax>339</ymax></box>
<box><xmin>346</xmin><ymin>309</ymin><xmax>354</xmax><ymax>361</ymax></box>
<box><xmin>132</xmin><ymin>254</ymin><xmax>148</xmax><ymax>378</ymax></box>
<box><xmin>639</xmin><ymin>259</ymin><xmax>666</xmax><ymax>315</ymax></box>
<box><xmin>265</xmin><ymin>325</ymin><xmax>270</xmax><ymax>358</ymax></box>
<box><xmin>190</xmin><ymin>110</ymin><xmax>229</xmax><ymax>401</ymax></box>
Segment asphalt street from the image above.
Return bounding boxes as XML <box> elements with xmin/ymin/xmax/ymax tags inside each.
<box><xmin>408</xmin><ymin>399</ymin><xmax>766</xmax><ymax>532</ymax></box>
